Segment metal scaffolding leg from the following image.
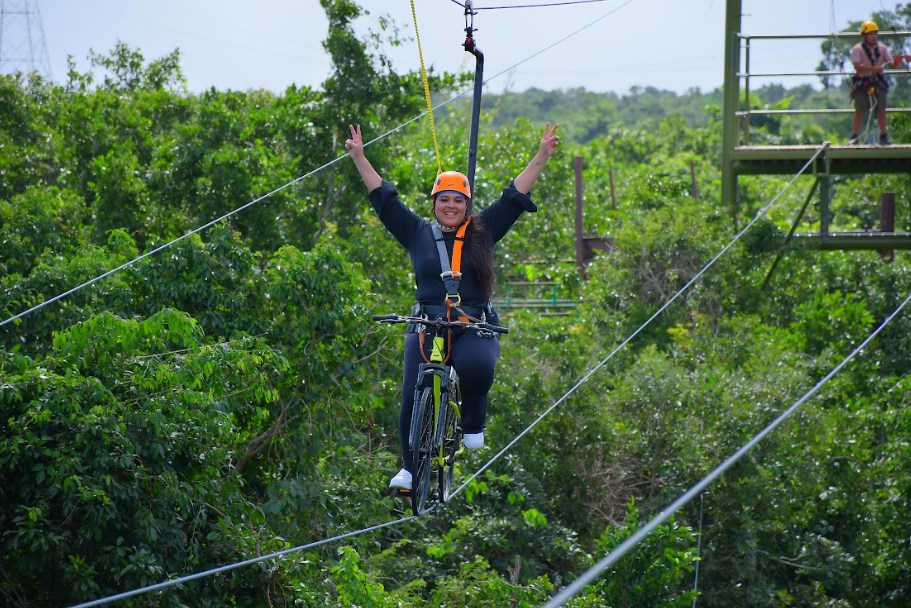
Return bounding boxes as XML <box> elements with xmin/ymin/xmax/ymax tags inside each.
<box><xmin>762</xmin><ymin>178</ymin><xmax>819</xmax><ymax>290</ymax></box>
<box><xmin>819</xmin><ymin>174</ymin><xmax>831</xmax><ymax>241</ymax></box>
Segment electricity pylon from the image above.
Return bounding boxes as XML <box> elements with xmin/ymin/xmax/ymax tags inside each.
<box><xmin>0</xmin><ymin>0</ymin><xmax>51</xmax><ymax>77</ymax></box>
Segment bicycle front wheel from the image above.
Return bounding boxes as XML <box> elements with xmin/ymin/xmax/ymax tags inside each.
<box><xmin>438</xmin><ymin>379</ymin><xmax>460</xmax><ymax>503</ymax></box>
<box><xmin>411</xmin><ymin>386</ymin><xmax>435</xmax><ymax>515</ymax></box>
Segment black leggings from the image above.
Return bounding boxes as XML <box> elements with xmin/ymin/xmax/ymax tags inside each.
<box><xmin>399</xmin><ymin>328</ymin><xmax>500</xmax><ymax>472</ymax></box>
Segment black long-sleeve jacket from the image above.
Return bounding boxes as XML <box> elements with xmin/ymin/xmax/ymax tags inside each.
<box><xmin>368</xmin><ymin>180</ymin><xmax>537</xmax><ymax>307</ymax></box>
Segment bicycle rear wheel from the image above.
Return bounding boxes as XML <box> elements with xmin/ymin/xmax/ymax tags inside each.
<box><xmin>410</xmin><ymin>386</ymin><xmax>435</xmax><ymax>515</ymax></box>
<box><xmin>438</xmin><ymin>379</ymin><xmax>461</xmax><ymax>503</ymax></box>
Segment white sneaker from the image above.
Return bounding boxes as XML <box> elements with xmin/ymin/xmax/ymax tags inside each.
<box><xmin>463</xmin><ymin>432</ymin><xmax>484</xmax><ymax>450</ymax></box>
<box><xmin>388</xmin><ymin>469</ymin><xmax>412</xmax><ymax>491</ymax></box>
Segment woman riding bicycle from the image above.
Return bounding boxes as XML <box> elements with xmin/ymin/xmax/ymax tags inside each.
<box><xmin>345</xmin><ymin>122</ymin><xmax>560</xmax><ymax>492</ymax></box>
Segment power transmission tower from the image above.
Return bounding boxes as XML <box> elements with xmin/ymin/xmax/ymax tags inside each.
<box><xmin>0</xmin><ymin>0</ymin><xmax>51</xmax><ymax>77</ymax></box>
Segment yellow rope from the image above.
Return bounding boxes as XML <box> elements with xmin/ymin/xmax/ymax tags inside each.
<box><xmin>409</xmin><ymin>0</ymin><xmax>444</xmax><ymax>175</ymax></box>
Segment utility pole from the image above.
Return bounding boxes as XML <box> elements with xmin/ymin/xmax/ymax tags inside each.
<box><xmin>0</xmin><ymin>0</ymin><xmax>51</xmax><ymax>78</ymax></box>
<box><xmin>574</xmin><ymin>156</ymin><xmax>585</xmax><ymax>278</ymax></box>
<box><xmin>721</xmin><ymin>0</ymin><xmax>742</xmax><ymax>225</ymax></box>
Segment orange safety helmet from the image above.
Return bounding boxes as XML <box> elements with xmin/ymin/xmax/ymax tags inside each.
<box><xmin>430</xmin><ymin>171</ymin><xmax>471</xmax><ymax>200</ymax></box>
<box><xmin>860</xmin><ymin>20</ymin><xmax>879</xmax><ymax>35</ymax></box>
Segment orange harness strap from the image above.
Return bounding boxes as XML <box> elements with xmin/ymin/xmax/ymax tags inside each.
<box><xmin>431</xmin><ymin>216</ymin><xmax>471</xmax><ymax>301</ymax></box>
<box><xmin>451</xmin><ymin>216</ymin><xmax>470</xmax><ymax>276</ymax></box>
<box><xmin>425</xmin><ymin>216</ymin><xmax>474</xmax><ymax>362</ymax></box>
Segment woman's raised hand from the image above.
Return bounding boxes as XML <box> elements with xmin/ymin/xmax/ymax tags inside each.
<box><xmin>538</xmin><ymin>122</ymin><xmax>560</xmax><ymax>160</ymax></box>
<box><xmin>345</xmin><ymin>123</ymin><xmax>383</xmax><ymax>191</ymax></box>
<box><xmin>345</xmin><ymin>124</ymin><xmax>364</xmax><ymax>159</ymax></box>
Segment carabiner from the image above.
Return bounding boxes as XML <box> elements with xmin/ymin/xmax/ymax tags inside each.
<box><xmin>464</xmin><ymin>0</ymin><xmax>477</xmax><ymax>50</ymax></box>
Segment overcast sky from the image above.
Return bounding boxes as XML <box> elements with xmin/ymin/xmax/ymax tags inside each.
<box><xmin>15</xmin><ymin>1</ymin><xmax>910</xmax><ymax>95</ymax></box>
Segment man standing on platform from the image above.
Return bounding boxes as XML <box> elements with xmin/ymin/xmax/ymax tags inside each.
<box><xmin>849</xmin><ymin>20</ymin><xmax>911</xmax><ymax>145</ymax></box>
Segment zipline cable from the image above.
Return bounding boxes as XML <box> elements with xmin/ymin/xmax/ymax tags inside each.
<box><xmin>68</xmin><ymin>515</ymin><xmax>417</xmax><ymax>608</ymax></box>
<box><xmin>70</xmin><ymin>141</ymin><xmax>827</xmax><ymax>608</ymax></box>
<box><xmin>67</xmin><ymin>81</ymin><xmax>826</xmax><ymax>608</ymax></box>
<box><xmin>541</xmin><ymin>288</ymin><xmax>911</xmax><ymax>608</ymax></box>
<box><xmin>0</xmin><ymin>113</ymin><xmax>446</xmax><ymax>331</ymax></box>
<box><xmin>451</xmin><ymin>0</ymin><xmax>617</xmax><ymax>9</ymax></box>
<box><xmin>0</xmin><ymin>168</ymin><xmax>319</xmax><ymax>329</ymax></box>
<box><xmin>23</xmin><ymin>11</ymin><xmax>640</xmax><ymax>602</ymax></box>
<box><xmin>59</xmin><ymin>78</ymin><xmax>477</xmax><ymax>608</ymax></box>
<box><xmin>479</xmin><ymin>0</ymin><xmax>639</xmax><ymax>84</ymax></box>
<box><xmin>691</xmin><ymin>491</ymin><xmax>704</xmax><ymax>608</ymax></box>
<box><xmin>34</xmin><ymin>4</ymin><xmax>781</xmax><ymax>604</ymax></box>
<box><xmin>445</xmin><ymin>0</ymin><xmax>642</xmax><ymax>88</ymax></box>
<box><xmin>1</xmin><ymin>0</ymin><xmax>635</xmax><ymax>330</ymax></box>
<box><xmin>449</xmin><ymin>142</ymin><xmax>830</xmax><ymax>501</ymax></box>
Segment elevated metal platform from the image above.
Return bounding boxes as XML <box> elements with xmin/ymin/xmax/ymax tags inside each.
<box><xmin>732</xmin><ymin>144</ymin><xmax>911</xmax><ymax>251</ymax></box>
<box><xmin>732</xmin><ymin>144</ymin><xmax>911</xmax><ymax>176</ymax></box>
<box><xmin>721</xmin><ymin>0</ymin><xmax>911</xmax><ymax>255</ymax></box>
<box><xmin>785</xmin><ymin>231</ymin><xmax>911</xmax><ymax>250</ymax></box>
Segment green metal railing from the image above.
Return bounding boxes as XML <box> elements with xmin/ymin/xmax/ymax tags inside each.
<box><xmin>493</xmin><ymin>281</ymin><xmax>576</xmax><ymax>313</ymax></box>
<box><xmin>736</xmin><ymin>30</ymin><xmax>911</xmax><ymax>145</ymax></box>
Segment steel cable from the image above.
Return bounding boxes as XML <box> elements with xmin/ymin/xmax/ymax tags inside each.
<box><xmin>451</xmin><ymin>0</ymin><xmax>617</xmax><ymax>9</ymax></box>
<box><xmin>1</xmin><ymin>0</ymin><xmax>640</xmax><ymax>330</ymax></box>
<box><xmin>54</xmin><ymin>2</ymin><xmax>631</xmax><ymax>605</ymax></box>
<box><xmin>33</xmin><ymin>6</ymin><xmax>821</xmax><ymax>608</ymax></box>
<box><xmin>541</xmin><ymin>286</ymin><xmax>911</xmax><ymax>607</ymax></box>
<box><xmin>68</xmin><ymin>141</ymin><xmax>830</xmax><ymax>608</ymax></box>
<box><xmin>68</xmin><ymin>515</ymin><xmax>417</xmax><ymax>608</ymax></box>
<box><xmin>0</xmin><ymin>111</ymin><xmax>446</xmax><ymax>330</ymax></box>
<box><xmin>450</xmin><ymin>143</ymin><xmax>830</xmax><ymax>501</ymax></box>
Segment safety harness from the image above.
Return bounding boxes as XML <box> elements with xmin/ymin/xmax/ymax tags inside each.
<box><xmin>420</xmin><ymin>217</ymin><xmax>482</xmax><ymax>363</ymax></box>
<box><xmin>852</xmin><ymin>42</ymin><xmax>890</xmax><ymax>99</ymax></box>
<box><xmin>431</xmin><ymin>217</ymin><xmax>471</xmax><ymax>305</ymax></box>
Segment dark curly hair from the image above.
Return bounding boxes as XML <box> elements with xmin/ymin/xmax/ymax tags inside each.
<box><xmin>465</xmin><ymin>214</ymin><xmax>494</xmax><ymax>298</ymax></box>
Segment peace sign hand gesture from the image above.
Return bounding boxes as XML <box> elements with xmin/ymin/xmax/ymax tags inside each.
<box><xmin>514</xmin><ymin>121</ymin><xmax>561</xmax><ymax>195</ymax></box>
<box><xmin>345</xmin><ymin>123</ymin><xmax>382</xmax><ymax>192</ymax></box>
<box><xmin>345</xmin><ymin>124</ymin><xmax>365</xmax><ymax>160</ymax></box>
<box><xmin>538</xmin><ymin>122</ymin><xmax>560</xmax><ymax>159</ymax></box>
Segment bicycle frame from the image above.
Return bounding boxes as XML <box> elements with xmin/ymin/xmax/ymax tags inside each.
<box><xmin>419</xmin><ymin>333</ymin><xmax>460</xmax><ymax>471</ymax></box>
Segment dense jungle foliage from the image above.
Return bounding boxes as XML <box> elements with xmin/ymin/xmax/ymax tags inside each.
<box><xmin>3</xmin><ymin>1</ymin><xmax>911</xmax><ymax>606</ymax></box>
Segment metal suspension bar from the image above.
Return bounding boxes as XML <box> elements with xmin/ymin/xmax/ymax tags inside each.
<box><xmin>463</xmin><ymin>0</ymin><xmax>484</xmax><ymax>194</ymax></box>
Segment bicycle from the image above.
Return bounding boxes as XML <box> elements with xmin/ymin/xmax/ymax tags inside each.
<box><xmin>373</xmin><ymin>312</ymin><xmax>508</xmax><ymax>514</ymax></box>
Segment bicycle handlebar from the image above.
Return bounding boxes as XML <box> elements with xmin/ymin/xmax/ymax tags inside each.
<box><xmin>372</xmin><ymin>313</ymin><xmax>509</xmax><ymax>335</ymax></box>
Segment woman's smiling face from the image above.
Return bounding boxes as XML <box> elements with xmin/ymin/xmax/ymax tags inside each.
<box><xmin>433</xmin><ymin>192</ymin><xmax>469</xmax><ymax>229</ymax></box>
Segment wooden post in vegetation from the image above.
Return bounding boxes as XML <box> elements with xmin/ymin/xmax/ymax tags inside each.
<box><xmin>690</xmin><ymin>160</ymin><xmax>699</xmax><ymax>200</ymax></box>
<box><xmin>880</xmin><ymin>192</ymin><xmax>895</xmax><ymax>260</ymax></box>
<box><xmin>575</xmin><ymin>156</ymin><xmax>586</xmax><ymax>278</ymax></box>
<box><xmin>609</xmin><ymin>167</ymin><xmax>617</xmax><ymax>210</ymax></box>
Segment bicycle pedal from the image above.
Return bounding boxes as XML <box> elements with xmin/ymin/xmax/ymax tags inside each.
<box><xmin>386</xmin><ymin>487</ymin><xmax>411</xmax><ymax>499</ymax></box>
